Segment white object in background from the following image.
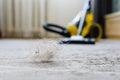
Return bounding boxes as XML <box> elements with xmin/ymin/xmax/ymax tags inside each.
<box><xmin>39</xmin><ymin>0</ymin><xmax>46</xmax><ymax>38</ymax></box>
<box><xmin>14</xmin><ymin>0</ymin><xmax>22</xmax><ymax>37</ymax></box>
<box><xmin>33</xmin><ymin>0</ymin><xmax>39</xmax><ymax>37</ymax></box>
<box><xmin>77</xmin><ymin>0</ymin><xmax>90</xmax><ymax>35</ymax></box>
<box><xmin>6</xmin><ymin>0</ymin><xmax>13</xmax><ymax>36</ymax></box>
<box><xmin>0</xmin><ymin>0</ymin><xmax>5</xmax><ymax>37</ymax></box>
<box><xmin>21</xmin><ymin>0</ymin><xmax>33</xmax><ymax>38</ymax></box>
<box><xmin>70</xmin><ymin>36</ymin><xmax>84</xmax><ymax>40</ymax></box>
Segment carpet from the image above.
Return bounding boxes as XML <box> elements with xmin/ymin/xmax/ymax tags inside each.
<box><xmin>0</xmin><ymin>39</ymin><xmax>120</xmax><ymax>80</ymax></box>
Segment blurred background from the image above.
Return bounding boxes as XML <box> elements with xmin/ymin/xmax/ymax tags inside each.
<box><xmin>0</xmin><ymin>0</ymin><xmax>119</xmax><ymax>39</ymax></box>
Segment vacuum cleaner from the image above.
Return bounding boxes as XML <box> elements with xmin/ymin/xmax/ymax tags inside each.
<box><xmin>43</xmin><ymin>0</ymin><xmax>103</xmax><ymax>44</ymax></box>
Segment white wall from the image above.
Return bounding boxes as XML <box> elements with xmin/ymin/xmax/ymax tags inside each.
<box><xmin>0</xmin><ymin>0</ymin><xmax>86</xmax><ymax>38</ymax></box>
<box><xmin>46</xmin><ymin>0</ymin><xmax>85</xmax><ymax>37</ymax></box>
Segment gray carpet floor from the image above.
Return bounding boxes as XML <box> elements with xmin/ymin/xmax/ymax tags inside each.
<box><xmin>0</xmin><ymin>39</ymin><xmax>120</xmax><ymax>80</ymax></box>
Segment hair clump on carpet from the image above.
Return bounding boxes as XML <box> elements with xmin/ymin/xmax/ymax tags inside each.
<box><xmin>32</xmin><ymin>40</ymin><xmax>59</xmax><ymax>63</ymax></box>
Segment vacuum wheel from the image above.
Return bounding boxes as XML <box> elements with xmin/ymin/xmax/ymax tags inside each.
<box><xmin>90</xmin><ymin>23</ymin><xmax>103</xmax><ymax>41</ymax></box>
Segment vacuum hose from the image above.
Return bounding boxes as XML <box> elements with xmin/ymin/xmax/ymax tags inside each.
<box><xmin>43</xmin><ymin>23</ymin><xmax>70</xmax><ymax>37</ymax></box>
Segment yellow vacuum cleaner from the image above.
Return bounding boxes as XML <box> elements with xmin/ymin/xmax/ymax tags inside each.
<box><xmin>43</xmin><ymin>0</ymin><xmax>103</xmax><ymax>44</ymax></box>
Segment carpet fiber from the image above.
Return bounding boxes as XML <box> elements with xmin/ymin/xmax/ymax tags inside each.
<box><xmin>0</xmin><ymin>39</ymin><xmax>120</xmax><ymax>80</ymax></box>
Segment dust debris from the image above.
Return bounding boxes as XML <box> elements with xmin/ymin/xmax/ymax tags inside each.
<box><xmin>32</xmin><ymin>40</ymin><xmax>60</xmax><ymax>63</ymax></box>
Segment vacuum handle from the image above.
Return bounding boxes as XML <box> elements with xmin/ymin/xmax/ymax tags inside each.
<box><xmin>43</xmin><ymin>23</ymin><xmax>70</xmax><ymax>37</ymax></box>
